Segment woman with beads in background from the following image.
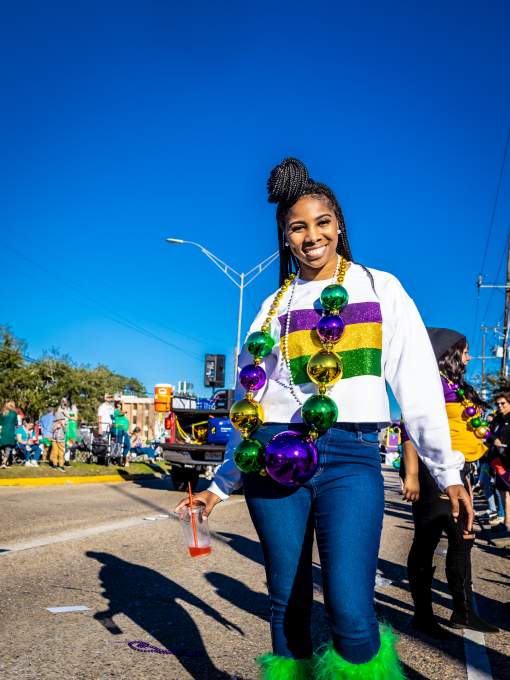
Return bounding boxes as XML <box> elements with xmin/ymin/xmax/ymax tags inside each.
<box><xmin>401</xmin><ymin>329</ymin><xmax>499</xmax><ymax>638</ymax></box>
<box><xmin>176</xmin><ymin>158</ymin><xmax>473</xmax><ymax>680</ymax></box>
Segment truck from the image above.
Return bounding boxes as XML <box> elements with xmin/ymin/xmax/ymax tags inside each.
<box><xmin>154</xmin><ymin>387</ymin><xmax>234</xmax><ymax>492</ymax></box>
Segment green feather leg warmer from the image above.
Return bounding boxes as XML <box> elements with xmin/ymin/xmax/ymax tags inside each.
<box><xmin>257</xmin><ymin>653</ymin><xmax>315</xmax><ymax>680</ymax></box>
<box><xmin>314</xmin><ymin>624</ymin><xmax>406</xmax><ymax>680</ymax></box>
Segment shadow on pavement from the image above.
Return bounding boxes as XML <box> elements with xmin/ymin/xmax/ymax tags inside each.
<box><xmin>205</xmin><ymin>572</ymin><xmax>270</xmax><ymax>621</ymax></box>
<box><xmin>86</xmin><ymin>551</ymin><xmax>243</xmax><ymax>679</ymax></box>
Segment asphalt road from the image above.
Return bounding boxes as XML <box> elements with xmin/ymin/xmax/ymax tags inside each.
<box><xmin>0</xmin><ymin>471</ymin><xmax>508</xmax><ymax>680</ymax></box>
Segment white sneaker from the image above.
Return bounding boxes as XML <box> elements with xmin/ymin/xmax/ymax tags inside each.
<box><xmin>31</xmin><ymin>461</ymin><xmax>38</xmax><ymax>466</ymax></box>
<box><xmin>24</xmin><ymin>461</ymin><xmax>31</xmax><ymax>466</ymax></box>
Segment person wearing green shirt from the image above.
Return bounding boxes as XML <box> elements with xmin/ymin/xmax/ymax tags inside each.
<box><xmin>111</xmin><ymin>402</ymin><xmax>131</xmax><ymax>466</ymax></box>
<box><xmin>0</xmin><ymin>400</ymin><xmax>18</xmax><ymax>467</ymax></box>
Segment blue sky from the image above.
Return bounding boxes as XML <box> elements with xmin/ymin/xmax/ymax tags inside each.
<box><xmin>2</xmin><ymin>2</ymin><xmax>510</xmax><ymax>413</ymax></box>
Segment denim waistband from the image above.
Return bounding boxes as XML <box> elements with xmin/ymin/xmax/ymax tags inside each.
<box><xmin>263</xmin><ymin>422</ymin><xmax>380</xmax><ymax>434</ymax></box>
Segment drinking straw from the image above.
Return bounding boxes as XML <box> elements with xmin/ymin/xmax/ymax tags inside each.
<box><xmin>188</xmin><ymin>482</ymin><xmax>198</xmax><ymax>548</ymax></box>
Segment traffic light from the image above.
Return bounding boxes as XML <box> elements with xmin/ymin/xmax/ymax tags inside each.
<box><xmin>204</xmin><ymin>354</ymin><xmax>225</xmax><ymax>388</ymax></box>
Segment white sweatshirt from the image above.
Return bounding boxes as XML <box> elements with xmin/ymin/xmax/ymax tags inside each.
<box><xmin>209</xmin><ymin>264</ymin><xmax>464</xmax><ymax>499</ymax></box>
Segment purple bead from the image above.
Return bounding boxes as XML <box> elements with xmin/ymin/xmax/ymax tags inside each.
<box><xmin>265</xmin><ymin>431</ymin><xmax>319</xmax><ymax>487</ymax></box>
<box><xmin>464</xmin><ymin>406</ymin><xmax>476</xmax><ymax>417</ymax></box>
<box><xmin>239</xmin><ymin>364</ymin><xmax>267</xmax><ymax>391</ymax></box>
<box><xmin>450</xmin><ymin>383</ymin><xmax>459</xmax><ymax>391</ymax></box>
<box><xmin>316</xmin><ymin>314</ymin><xmax>345</xmax><ymax>344</ymax></box>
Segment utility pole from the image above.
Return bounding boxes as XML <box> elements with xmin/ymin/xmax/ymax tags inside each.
<box><xmin>481</xmin><ymin>330</ymin><xmax>486</xmax><ymax>392</ymax></box>
<box><xmin>502</xmin><ymin>234</ymin><xmax>510</xmax><ymax>379</ymax></box>
<box><xmin>477</xmin><ymin>230</ymin><xmax>510</xmax><ymax>381</ymax></box>
<box><xmin>473</xmin><ymin>325</ymin><xmax>502</xmax><ymax>399</ymax></box>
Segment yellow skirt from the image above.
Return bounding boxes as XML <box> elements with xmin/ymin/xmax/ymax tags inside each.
<box><xmin>446</xmin><ymin>402</ymin><xmax>487</xmax><ymax>463</ymax></box>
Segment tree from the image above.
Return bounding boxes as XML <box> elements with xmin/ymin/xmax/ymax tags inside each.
<box><xmin>0</xmin><ymin>326</ymin><xmax>146</xmax><ymax>422</ymax></box>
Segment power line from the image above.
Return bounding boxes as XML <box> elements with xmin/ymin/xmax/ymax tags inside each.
<box><xmin>479</xmin><ymin>127</ymin><xmax>510</xmax><ymax>276</ymax></box>
<box><xmin>480</xmin><ymin>225</ymin><xmax>510</xmax><ymax>325</ymax></box>
<box><xmin>3</xmin><ymin>243</ymin><xmax>204</xmax><ymax>363</ymax></box>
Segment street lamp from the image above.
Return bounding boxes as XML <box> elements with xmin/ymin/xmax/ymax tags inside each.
<box><xmin>166</xmin><ymin>238</ymin><xmax>279</xmax><ymax>382</ymax></box>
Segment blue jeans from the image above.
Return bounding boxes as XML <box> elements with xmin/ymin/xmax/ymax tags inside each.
<box><xmin>111</xmin><ymin>429</ymin><xmax>131</xmax><ymax>457</ymax></box>
<box><xmin>479</xmin><ymin>463</ymin><xmax>504</xmax><ymax>517</ymax></box>
<box><xmin>133</xmin><ymin>446</ymin><xmax>156</xmax><ymax>459</ymax></box>
<box><xmin>243</xmin><ymin>423</ymin><xmax>384</xmax><ymax>664</ymax></box>
<box><xmin>18</xmin><ymin>444</ymin><xmax>42</xmax><ymax>462</ymax></box>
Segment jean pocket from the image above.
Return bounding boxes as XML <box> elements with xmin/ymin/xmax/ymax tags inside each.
<box><xmin>356</xmin><ymin>430</ymin><xmax>380</xmax><ymax>447</ymax></box>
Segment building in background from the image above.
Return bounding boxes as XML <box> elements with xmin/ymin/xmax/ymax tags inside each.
<box><xmin>120</xmin><ymin>395</ymin><xmax>155</xmax><ymax>441</ymax></box>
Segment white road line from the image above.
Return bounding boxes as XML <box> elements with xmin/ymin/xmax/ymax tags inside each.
<box><xmin>0</xmin><ymin>497</ymin><xmax>246</xmax><ymax>554</ymax></box>
<box><xmin>463</xmin><ymin>593</ymin><xmax>494</xmax><ymax>680</ymax></box>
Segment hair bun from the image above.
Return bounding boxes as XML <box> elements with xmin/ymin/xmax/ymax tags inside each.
<box><xmin>267</xmin><ymin>157</ymin><xmax>309</xmax><ymax>204</ymax></box>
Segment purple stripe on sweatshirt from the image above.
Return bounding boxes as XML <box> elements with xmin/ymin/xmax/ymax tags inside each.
<box><xmin>279</xmin><ymin>302</ymin><xmax>382</xmax><ymax>335</ymax></box>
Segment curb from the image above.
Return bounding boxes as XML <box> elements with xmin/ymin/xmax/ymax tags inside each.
<box><xmin>0</xmin><ymin>473</ymin><xmax>163</xmax><ymax>488</ymax></box>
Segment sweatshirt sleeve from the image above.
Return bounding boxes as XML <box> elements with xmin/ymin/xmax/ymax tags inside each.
<box><xmin>208</xmin><ymin>293</ymin><xmax>280</xmax><ymax>500</ymax></box>
<box><xmin>382</xmin><ymin>276</ymin><xmax>463</xmax><ymax>490</ymax></box>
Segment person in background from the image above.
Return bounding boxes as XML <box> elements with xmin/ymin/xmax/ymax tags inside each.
<box><xmin>39</xmin><ymin>406</ymin><xmax>55</xmax><ymax>462</ymax></box>
<box><xmin>487</xmin><ymin>391</ymin><xmax>510</xmax><ymax>543</ymax></box>
<box><xmin>15</xmin><ymin>418</ymin><xmax>42</xmax><ymax>466</ymax></box>
<box><xmin>402</xmin><ymin>328</ymin><xmax>498</xmax><ymax>636</ymax></box>
<box><xmin>130</xmin><ymin>426</ymin><xmax>156</xmax><ymax>461</ymax></box>
<box><xmin>50</xmin><ymin>405</ymin><xmax>67</xmax><ymax>471</ymax></box>
<box><xmin>477</xmin><ymin>453</ymin><xmax>504</xmax><ymax>526</ymax></box>
<box><xmin>98</xmin><ymin>394</ymin><xmax>115</xmax><ymax>434</ymax></box>
<box><xmin>0</xmin><ymin>400</ymin><xmax>18</xmax><ymax>467</ymax></box>
<box><xmin>65</xmin><ymin>401</ymin><xmax>79</xmax><ymax>464</ymax></box>
<box><xmin>112</xmin><ymin>402</ymin><xmax>131</xmax><ymax>466</ymax></box>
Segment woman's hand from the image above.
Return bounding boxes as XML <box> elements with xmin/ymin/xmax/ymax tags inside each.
<box><xmin>446</xmin><ymin>484</ymin><xmax>474</xmax><ymax>536</ymax></box>
<box><xmin>174</xmin><ymin>489</ymin><xmax>222</xmax><ymax>519</ymax></box>
<box><xmin>402</xmin><ymin>474</ymin><xmax>420</xmax><ymax>502</ymax></box>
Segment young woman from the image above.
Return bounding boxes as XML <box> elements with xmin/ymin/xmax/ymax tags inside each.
<box><xmin>176</xmin><ymin>158</ymin><xmax>473</xmax><ymax>680</ymax></box>
<box><xmin>402</xmin><ymin>329</ymin><xmax>498</xmax><ymax>636</ymax></box>
<box><xmin>15</xmin><ymin>418</ymin><xmax>42</xmax><ymax>466</ymax></box>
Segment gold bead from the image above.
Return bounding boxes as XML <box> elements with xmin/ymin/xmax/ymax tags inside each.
<box><xmin>254</xmin><ymin>357</ymin><xmax>262</xmax><ymax>366</ymax></box>
<box><xmin>261</xmin><ymin>325</ymin><xmax>270</xmax><ymax>333</ymax></box>
<box><xmin>268</xmin><ymin>309</ymin><xmax>276</xmax><ymax>316</ymax></box>
<box><xmin>259</xmin><ymin>469</ymin><xmax>267</xmax><ymax>477</ymax></box>
<box><xmin>309</xmin><ymin>429</ymin><xmax>319</xmax><ymax>441</ymax></box>
<box><xmin>271</xmin><ymin>301</ymin><xmax>279</xmax><ymax>309</ymax></box>
<box><xmin>307</xmin><ymin>350</ymin><xmax>343</xmax><ymax>386</ymax></box>
<box><xmin>245</xmin><ymin>391</ymin><xmax>255</xmax><ymax>400</ymax></box>
<box><xmin>276</xmin><ymin>292</ymin><xmax>283</xmax><ymax>300</ymax></box>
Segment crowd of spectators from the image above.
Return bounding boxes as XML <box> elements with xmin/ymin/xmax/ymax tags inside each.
<box><xmin>0</xmin><ymin>394</ymin><xmax>157</xmax><ymax>470</ymax></box>
<box><xmin>475</xmin><ymin>390</ymin><xmax>510</xmax><ymax>539</ymax></box>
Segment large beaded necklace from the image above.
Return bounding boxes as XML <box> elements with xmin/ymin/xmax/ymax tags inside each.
<box><xmin>440</xmin><ymin>372</ymin><xmax>489</xmax><ymax>441</ymax></box>
<box><xmin>229</xmin><ymin>256</ymin><xmax>350</xmax><ymax>487</ymax></box>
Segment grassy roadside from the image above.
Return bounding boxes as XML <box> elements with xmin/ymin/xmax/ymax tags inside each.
<box><xmin>0</xmin><ymin>460</ymin><xmax>171</xmax><ymax>479</ymax></box>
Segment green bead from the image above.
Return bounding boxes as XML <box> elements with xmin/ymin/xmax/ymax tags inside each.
<box><xmin>480</xmin><ymin>419</ymin><xmax>489</xmax><ymax>427</ymax></box>
<box><xmin>470</xmin><ymin>417</ymin><xmax>481</xmax><ymax>428</ymax></box>
<box><xmin>320</xmin><ymin>284</ymin><xmax>349</xmax><ymax>312</ymax></box>
<box><xmin>233</xmin><ymin>438</ymin><xmax>265</xmax><ymax>473</ymax></box>
<box><xmin>456</xmin><ymin>388</ymin><xmax>465</xmax><ymax>398</ymax></box>
<box><xmin>301</xmin><ymin>395</ymin><xmax>338</xmax><ymax>432</ymax></box>
<box><xmin>246</xmin><ymin>331</ymin><xmax>275</xmax><ymax>358</ymax></box>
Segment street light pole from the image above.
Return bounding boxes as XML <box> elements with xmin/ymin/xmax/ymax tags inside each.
<box><xmin>166</xmin><ymin>238</ymin><xmax>278</xmax><ymax>384</ymax></box>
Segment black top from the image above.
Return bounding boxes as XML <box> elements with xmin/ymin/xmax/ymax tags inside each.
<box><xmin>488</xmin><ymin>412</ymin><xmax>510</xmax><ymax>469</ymax></box>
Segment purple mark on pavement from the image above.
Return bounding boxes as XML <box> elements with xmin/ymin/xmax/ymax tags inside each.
<box><xmin>115</xmin><ymin>640</ymin><xmax>203</xmax><ymax>658</ymax></box>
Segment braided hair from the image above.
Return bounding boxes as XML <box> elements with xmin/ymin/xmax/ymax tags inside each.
<box><xmin>267</xmin><ymin>158</ymin><xmax>354</xmax><ymax>285</ymax></box>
